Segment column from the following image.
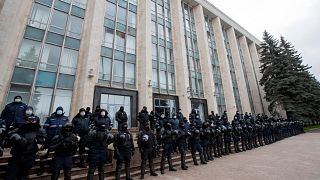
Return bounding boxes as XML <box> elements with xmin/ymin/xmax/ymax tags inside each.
<box><xmin>0</xmin><ymin>0</ymin><xmax>33</xmax><ymax>108</ymax></box>
<box><xmin>248</xmin><ymin>42</ymin><xmax>270</xmax><ymax>115</ymax></box>
<box><xmin>212</xmin><ymin>17</ymin><xmax>236</xmax><ymax>121</ymax></box>
<box><xmin>136</xmin><ymin>0</ymin><xmax>153</xmax><ymax>110</ymax></box>
<box><xmin>171</xmin><ymin>0</ymin><xmax>191</xmax><ymax>114</ymax></box>
<box><xmin>239</xmin><ymin>36</ymin><xmax>264</xmax><ymax>114</ymax></box>
<box><xmin>227</xmin><ymin>28</ymin><xmax>251</xmax><ymax>113</ymax></box>
<box><xmin>71</xmin><ymin>0</ymin><xmax>105</xmax><ymax>116</ymax></box>
<box><xmin>193</xmin><ymin>4</ymin><xmax>218</xmax><ymax>113</ymax></box>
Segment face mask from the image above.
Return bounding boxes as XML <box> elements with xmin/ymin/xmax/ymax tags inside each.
<box><xmin>101</xmin><ymin>112</ymin><xmax>106</xmax><ymax>116</ymax></box>
<box><xmin>173</xmin><ymin>116</ymin><xmax>177</xmax><ymax>119</ymax></box>
<box><xmin>26</xmin><ymin>110</ymin><xmax>33</xmax><ymax>116</ymax></box>
<box><xmin>14</xmin><ymin>98</ymin><xmax>21</xmax><ymax>103</ymax></box>
<box><xmin>57</xmin><ymin>110</ymin><xmax>63</xmax><ymax>115</ymax></box>
<box><xmin>80</xmin><ymin>112</ymin><xmax>86</xmax><ymax>116</ymax></box>
<box><xmin>161</xmin><ymin>114</ymin><xmax>165</xmax><ymax>118</ymax></box>
<box><xmin>196</xmin><ymin>116</ymin><xmax>199</xmax><ymax>119</ymax></box>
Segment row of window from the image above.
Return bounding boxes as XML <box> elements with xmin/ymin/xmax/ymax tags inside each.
<box><xmin>151</xmin><ymin>0</ymin><xmax>175</xmax><ymax>94</ymax></box>
<box><xmin>205</xmin><ymin>16</ymin><xmax>227</xmax><ymax>114</ymax></box>
<box><xmin>182</xmin><ymin>2</ymin><xmax>204</xmax><ymax>98</ymax></box>
<box><xmin>223</xmin><ymin>29</ymin><xmax>243</xmax><ymax>113</ymax></box>
<box><xmin>6</xmin><ymin>0</ymin><xmax>87</xmax><ymax>123</ymax></box>
<box><xmin>98</xmin><ymin>0</ymin><xmax>137</xmax><ymax>89</ymax></box>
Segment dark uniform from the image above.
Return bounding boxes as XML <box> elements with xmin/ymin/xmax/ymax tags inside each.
<box><xmin>86</xmin><ymin>120</ymin><xmax>114</xmax><ymax>180</ymax></box>
<box><xmin>6</xmin><ymin>115</ymin><xmax>46</xmax><ymax>180</ymax></box>
<box><xmin>232</xmin><ymin>123</ymin><xmax>242</xmax><ymax>153</ymax></box>
<box><xmin>137</xmin><ymin>106</ymin><xmax>149</xmax><ymax>131</ymax></box>
<box><xmin>149</xmin><ymin>111</ymin><xmax>157</xmax><ymax>131</ymax></box>
<box><xmin>201</xmin><ymin>122</ymin><xmax>211</xmax><ymax>162</ymax></box>
<box><xmin>190</xmin><ymin>124</ymin><xmax>206</xmax><ymax>165</ymax></box>
<box><xmin>0</xmin><ymin>119</ymin><xmax>5</xmax><ymax>156</ymax></box>
<box><xmin>115</xmin><ymin>106</ymin><xmax>128</xmax><ymax>131</ymax></box>
<box><xmin>224</xmin><ymin>124</ymin><xmax>232</xmax><ymax>155</ymax></box>
<box><xmin>137</xmin><ymin>124</ymin><xmax>158</xmax><ymax>179</ymax></box>
<box><xmin>177</xmin><ymin>108</ymin><xmax>184</xmax><ymax>123</ymax></box>
<box><xmin>160</xmin><ymin>122</ymin><xmax>177</xmax><ymax>174</ymax></box>
<box><xmin>176</xmin><ymin>122</ymin><xmax>190</xmax><ymax>170</ymax></box>
<box><xmin>114</xmin><ymin>123</ymin><xmax>135</xmax><ymax>180</ymax></box>
<box><xmin>72</xmin><ymin>108</ymin><xmax>91</xmax><ymax>167</ymax></box>
<box><xmin>215</xmin><ymin>122</ymin><xmax>224</xmax><ymax>157</ymax></box>
<box><xmin>208</xmin><ymin>123</ymin><xmax>216</xmax><ymax>160</ymax></box>
<box><xmin>38</xmin><ymin>106</ymin><xmax>68</xmax><ymax>176</ymax></box>
<box><xmin>0</xmin><ymin>95</ymin><xmax>27</xmax><ymax>130</ymax></box>
<box><xmin>49</xmin><ymin>124</ymin><xmax>79</xmax><ymax>180</ymax></box>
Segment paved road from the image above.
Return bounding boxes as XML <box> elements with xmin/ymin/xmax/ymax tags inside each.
<box><xmin>145</xmin><ymin>130</ymin><xmax>320</xmax><ymax>180</ymax></box>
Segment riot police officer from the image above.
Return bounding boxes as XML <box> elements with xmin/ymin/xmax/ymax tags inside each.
<box><xmin>176</xmin><ymin>121</ymin><xmax>190</xmax><ymax>170</ymax></box>
<box><xmin>72</xmin><ymin>108</ymin><xmax>91</xmax><ymax>168</ymax></box>
<box><xmin>177</xmin><ymin>108</ymin><xmax>184</xmax><ymax>123</ymax></box>
<box><xmin>201</xmin><ymin>122</ymin><xmax>211</xmax><ymax>162</ymax></box>
<box><xmin>138</xmin><ymin>106</ymin><xmax>149</xmax><ymax>131</ymax></box>
<box><xmin>114</xmin><ymin>123</ymin><xmax>135</xmax><ymax>180</ymax></box>
<box><xmin>149</xmin><ymin>111</ymin><xmax>157</xmax><ymax>131</ymax></box>
<box><xmin>208</xmin><ymin>123</ymin><xmax>216</xmax><ymax>160</ymax></box>
<box><xmin>49</xmin><ymin>123</ymin><xmax>79</xmax><ymax>180</ymax></box>
<box><xmin>160</xmin><ymin>122</ymin><xmax>177</xmax><ymax>174</ymax></box>
<box><xmin>93</xmin><ymin>109</ymin><xmax>113</xmax><ymax>130</ymax></box>
<box><xmin>86</xmin><ymin>119</ymin><xmax>114</xmax><ymax>180</ymax></box>
<box><xmin>190</xmin><ymin>123</ymin><xmax>206</xmax><ymax>165</ymax></box>
<box><xmin>232</xmin><ymin>122</ymin><xmax>242</xmax><ymax>153</ymax></box>
<box><xmin>137</xmin><ymin>123</ymin><xmax>158</xmax><ymax>179</ymax></box>
<box><xmin>6</xmin><ymin>113</ymin><xmax>46</xmax><ymax>180</ymax></box>
<box><xmin>215</xmin><ymin>120</ymin><xmax>223</xmax><ymax>157</ymax></box>
<box><xmin>116</xmin><ymin>106</ymin><xmax>128</xmax><ymax>131</ymax></box>
<box><xmin>224</xmin><ymin>123</ymin><xmax>233</xmax><ymax>155</ymax></box>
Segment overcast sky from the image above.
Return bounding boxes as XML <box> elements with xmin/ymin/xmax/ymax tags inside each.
<box><xmin>208</xmin><ymin>0</ymin><xmax>320</xmax><ymax>79</ymax></box>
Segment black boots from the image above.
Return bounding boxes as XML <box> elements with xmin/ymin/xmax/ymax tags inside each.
<box><xmin>168</xmin><ymin>159</ymin><xmax>177</xmax><ymax>171</ymax></box>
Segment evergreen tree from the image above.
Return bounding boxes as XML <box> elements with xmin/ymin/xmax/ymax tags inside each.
<box><xmin>259</xmin><ymin>31</ymin><xmax>320</xmax><ymax>121</ymax></box>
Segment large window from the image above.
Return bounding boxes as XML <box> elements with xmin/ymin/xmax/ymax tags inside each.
<box><xmin>205</xmin><ymin>16</ymin><xmax>226</xmax><ymax>114</ymax></box>
<box><xmin>182</xmin><ymin>2</ymin><xmax>203</xmax><ymax>98</ymax></box>
<box><xmin>6</xmin><ymin>0</ymin><xmax>87</xmax><ymax>123</ymax></box>
<box><xmin>99</xmin><ymin>0</ymin><xmax>137</xmax><ymax>89</ymax></box>
<box><xmin>151</xmin><ymin>0</ymin><xmax>175</xmax><ymax>94</ymax></box>
<box><xmin>154</xmin><ymin>98</ymin><xmax>176</xmax><ymax>118</ymax></box>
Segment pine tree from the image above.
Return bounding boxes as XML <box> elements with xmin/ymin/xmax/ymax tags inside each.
<box><xmin>259</xmin><ymin>31</ymin><xmax>320</xmax><ymax>121</ymax></box>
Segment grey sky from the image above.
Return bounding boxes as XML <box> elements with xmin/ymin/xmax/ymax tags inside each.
<box><xmin>208</xmin><ymin>0</ymin><xmax>320</xmax><ymax>79</ymax></box>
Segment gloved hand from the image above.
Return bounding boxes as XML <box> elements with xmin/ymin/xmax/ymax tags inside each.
<box><xmin>10</xmin><ymin>133</ymin><xmax>21</xmax><ymax>141</ymax></box>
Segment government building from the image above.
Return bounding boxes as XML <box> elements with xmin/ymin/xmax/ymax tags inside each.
<box><xmin>0</xmin><ymin>0</ymin><xmax>274</xmax><ymax>127</ymax></box>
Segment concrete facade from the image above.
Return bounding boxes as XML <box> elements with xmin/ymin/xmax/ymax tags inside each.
<box><xmin>0</xmin><ymin>0</ymin><xmax>277</xmax><ymax>125</ymax></box>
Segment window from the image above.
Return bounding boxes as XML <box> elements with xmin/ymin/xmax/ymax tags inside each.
<box><xmin>168</xmin><ymin>73</ymin><xmax>175</xmax><ymax>90</ymax></box>
<box><xmin>57</xmin><ymin>74</ymin><xmax>75</xmax><ymax>89</ymax></box>
<box><xmin>158</xmin><ymin>24</ymin><xmax>164</xmax><ymax>38</ymax></box>
<box><xmin>50</xmin><ymin>10</ymin><xmax>68</xmax><ymax>34</ymax></box>
<box><xmin>67</xmin><ymin>16</ymin><xmax>83</xmax><ymax>38</ymax></box>
<box><xmin>100</xmin><ymin>57</ymin><xmax>111</xmax><ymax>80</ymax></box>
<box><xmin>115</xmin><ymin>31</ymin><xmax>125</xmax><ymax>51</ymax></box>
<box><xmin>17</xmin><ymin>39</ymin><xmax>42</xmax><ymax>68</ymax></box>
<box><xmin>152</xmin><ymin>69</ymin><xmax>158</xmax><ymax>87</ymax></box>
<box><xmin>128</xmin><ymin>11</ymin><xmax>136</xmax><ymax>28</ymax></box>
<box><xmin>126</xmin><ymin>35</ymin><xmax>136</xmax><ymax>54</ymax></box>
<box><xmin>125</xmin><ymin>63</ymin><xmax>135</xmax><ymax>84</ymax></box>
<box><xmin>103</xmin><ymin>27</ymin><xmax>114</xmax><ymax>48</ymax></box>
<box><xmin>113</xmin><ymin>60</ymin><xmax>124</xmax><ymax>82</ymax></box>
<box><xmin>60</xmin><ymin>48</ymin><xmax>78</xmax><ymax>75</ymax></box>
<box><xmin>6</xmin><ymin>84</ymin><xmax>31</xmax><ymax>105</ymax></box>
<box><xmin>35</xmin><ymin>71</ymin><xmax>56</xmax><ymax>87</ymax></box>
<box><xmin>159</xmin><ymin>46</ymin><xmax>165</xmax><ymax>62</ymax></box>
<box><xmin>151</xmin><ymin>21</ymin><xmax>157</xmax><ymax>35</ymax></box>
<box><xmin>152</xmin><ymin>44</ymin><xmax>157</xmax><ymax>59</ymax></box>
<box><xmin>32</xmin><ymin>87</ymin><xmax>53</xmax><ymax>123</ymax></box>
<box><xmin>160</xmin><ymin>71</ymin><xmax>167</xmax><ymax>89</ymax></box>
<box><xmin>29</xmin><ymin>3</ymin><xmax>50</xmax><ymax>29</ymax></box>
<box><xmin>106</xmin><ymin>1</ymin><xmax>116</xmax><ymax>20</ymax></box>
<box><xmin>41</xmin><ymin>44</ymin><xmax>61</xmax><ymax>70</ymax></box>
<box><xmin>117</xmin><ymin>6</ymin><xmax>127</xmax><ymax>24</ymax></box>
<box><xmin>11</xmin><ymin>67</ymin><xmax>35</xmax><ymax>85</ymax></box>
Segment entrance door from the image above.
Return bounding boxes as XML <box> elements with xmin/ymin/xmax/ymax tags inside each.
<box><xmin>191</xmin><ymin>102</ymin><xmax>205</xmax><ymax>122</ymax></box>
<box><xmin>100</xmin><ymin>94</ymin><xmax>131</xmax><ymax>128</ymax></box>
<box><xmin>154</xmin><ymin>98</ymin><xmax>176</xmax><ymax>118</ymax></box>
